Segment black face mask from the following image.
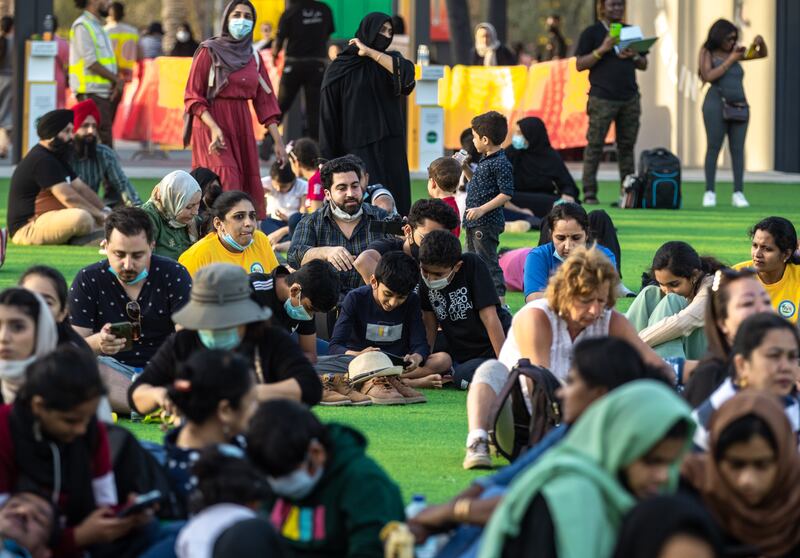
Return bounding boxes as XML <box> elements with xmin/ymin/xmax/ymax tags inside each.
<box><xmin>372</xmin><ymin>34</ymin><xmax>392</xmax><ymax>52</ymax></box>
<box><xmin>74</xmin><ymin>135</ymin><xmax>97</xmax><ymax>159</ymax></box>
<box><xmin>49</xmin><ymin>137</ymin><xmax>73</xmax><ymax>155</ymax></box>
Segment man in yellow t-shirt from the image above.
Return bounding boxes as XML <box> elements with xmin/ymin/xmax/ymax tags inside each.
<box><xmin>733</xmin><ymin>260</ymin><xmax>800</xmax><ymax>323</ymax></box>
<box><xmin>179</xmin><ymin>230</ymin><xmax>279</xmax><ymax>277</ymax></box>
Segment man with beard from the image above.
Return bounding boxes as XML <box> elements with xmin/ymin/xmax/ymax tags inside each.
<box><xmin>68</xmin><ymin>98</ymin><xmax>142</xmax><ymax>207</ymax></box>
<box><xmin>0</xmin><ymin>492</ymin><xmax>55</xmax><ymax>558</ymax></box>
<box><xmin>70</xmin><ymin>207</ymin><xmax>192</xmax><ymax>413</ymax></box>
<box><xmin>288</xmin><ymin>157</ymin><xmax>394</xmax><ymax>294</ymax></box>
<box><xmin>7</xmin><ymin>109</ymin><xmax>110</xmax><ymax>246</ymax></box>
<box><xmin>70</xmin><ymin>0</ymin><xmax>122</xmax><ymax>148</ymax></box>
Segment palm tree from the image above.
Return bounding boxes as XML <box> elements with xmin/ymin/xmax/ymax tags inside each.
<box><xmin>0</xmin><ymin>0</ymin><xmax>12</xmax><ymax>17</ymax></box>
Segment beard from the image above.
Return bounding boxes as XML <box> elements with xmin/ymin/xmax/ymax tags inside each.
<box><xmin>74</xmin><ymin>135</ymin><xmax>98</xmax><ymax>160</ymax></box>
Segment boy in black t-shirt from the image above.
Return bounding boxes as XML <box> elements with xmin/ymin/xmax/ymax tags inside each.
<box><xmin>418</xmin><ymin>230</ymin><xmax>511</xmax><ymax>388</ymax></box>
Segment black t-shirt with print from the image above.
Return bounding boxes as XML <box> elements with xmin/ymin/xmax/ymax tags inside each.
<box><xmin>575</xmin><ymin>22</ymin><xmax>641</xmax><ymax>101</ymax></box>
<box><xmin>419</xmin><ymin>253</ymin><xmax>510</xmax><ymax>361</ymax></box>
<box><xmin>276</xmin><ymin>0</ymin><xmax>335</xmax><ymax>58</ymax></box>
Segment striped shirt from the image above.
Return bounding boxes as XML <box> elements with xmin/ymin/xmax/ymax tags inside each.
<box><xmin>692</xmin><ymin>378</ymin><xmax>800</xmax><ymax>451</ymax></box>
<box><xmin>67</xmin><ymin>144</ymin><xmax>142</xmax><ymax>206</ymax></box>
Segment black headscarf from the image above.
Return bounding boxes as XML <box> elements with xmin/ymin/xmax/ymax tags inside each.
<box><xmin>321</xmin><ymin>12</ymin><xmax>393</xmax><ymax>89</ymax></box>
<box><xmin>611</xmin><ymin>494</ymin><xmax>723</xmax><ymax>558</ymax></box>
<box><xmin>36</xmin><ymin>109</ymin><xmax>73</xmax><ymax>140</ymax></box>
<box><xmin>505</xmin><ymin>116</ymin><xmax>579</xmax><ymax>197</ymax></box>
<box><xmin>170</xmin><ymin>24</ymin><xmax>200</xmax><ymax>57</ymax></box>
<box><xmin>198</xmin><ymin>0</ymin><xmax>256</xmax><ymax>101</ymax></box>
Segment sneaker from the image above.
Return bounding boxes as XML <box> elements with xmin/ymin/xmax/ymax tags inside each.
<box><xmin>388</xmin><ymin>377</ymin><xmax>427</xmax><ymax>404</ymax></box>
<box><xmin>732</xmin><ymin>192</ymin><xmax>750</xmax><ymax>208</ymax></box>
<box><xmin>702</xmin><ymin>191</ymin><xmax>716</xmax><ymax>207</ymax></box>
<box><xmin>320</xmin><ymin>375</ymin><xmax>352</xmax><ymax>406</ymax></box>
<box><xmin>359</xmin><ymin>377</ymin><xmax>406</xmax><ymax>405</ymax></box>
<box><xmin>324</xmin><ymin>373</ymin><xmax>372</xmax><ymax>406</ymax></box>
<box><xmin>463</xmin><ymin>437</ymin><xmax>492</xmax><ymax>470</ymax></box>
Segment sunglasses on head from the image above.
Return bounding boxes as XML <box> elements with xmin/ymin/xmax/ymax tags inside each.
<box><xmin>126</xmin><ymin>301</ymin><xmax>141</xmax><ymax>341</ymax></box>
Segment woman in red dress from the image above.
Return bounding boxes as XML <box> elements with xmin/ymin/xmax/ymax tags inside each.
<box><xmin>184</xmin><ymin>0</ymin><xmax>286</xmax><ymax>220</ymax></box>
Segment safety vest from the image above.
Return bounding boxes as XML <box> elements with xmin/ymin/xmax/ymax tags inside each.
<box><xmin>105</xmin><ymin>23</ymin><xmax>138</xmax><ymax>76</ymax></box>
<box><xmin>69</xmin><ymin>14</ymin><xmax>118</xmax><ymax>94</ymax></box>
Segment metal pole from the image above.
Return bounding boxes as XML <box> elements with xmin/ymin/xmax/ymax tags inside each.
<box><xmin>12</xmin><ymin>0</ymin><xmax>53</xmax><ymax>163</ymax></box>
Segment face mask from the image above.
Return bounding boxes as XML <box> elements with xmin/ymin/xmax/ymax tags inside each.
<box><xmin>328</xmin><ymin>200</ymin><xmax>363</xmax><ymax>223</ymax></box>
<box><xmin>0</xmin><ymin>355</ymin><xmax>37</xmax><ymax>380</ymax></box>
<box><xmin>372</xmin><ymin>33</ymin><xmax>392</xmax><ymax>52</ymax></box>
<box><xmin>198</xmin><ymin>327</ymin><xmax>242</xmax><ymax>351</ymax></box>
<box><xmin>108</xmin><ymin>266</ymin><xmax>149</xmax><ymax>285</ymax></box>
<box><xmin>176</xmin><ymin>30</ymin><xmax>190</xmax><ymax>43</ymax></box>
<box><xmin>228</xmin><ymin>18</ymin><xmax>253</xmax><ymax>41</ymax></box>
<box><xmin>221</xmin><ymin>232</ymin><xmax>253</xmax><ymax>252</ymax></box>
<box><xmin>421</xmin><ymin>269</ymin><xmax>453</xmax><ymax>291</ymax></box>
<box><xmin>511</xmin><ymin>134</ymin><xmax>528</xmax><ymax>150</ymax></box>
<box><xmin>49</xmin><ymin>137</ymin><xmax>72</xmax><ymax>155</ymax></box>
<box><xmin>267</xmin><ymin>462</ymin><xmax>323</xmax><ymax>500</ymax></box>
<box><xmin>284</xmin><ymin>293</ymin><xmax>313</xmax><ymax>321</ymax></box>
<box><xmin>553</xmin><ymin>248</ymin><xmax>565</xmax><ymax>263</ymax></box>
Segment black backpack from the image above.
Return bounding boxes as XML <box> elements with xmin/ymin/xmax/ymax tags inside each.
<box><xmin>488</xmin><ymin>359</ymin><xmax>562</xmax><ymax>461</ymax></box>
<box><xmin>620</xmin><ymin>148</ymin><xmax>682</xmax><ymax>209</ymax></box>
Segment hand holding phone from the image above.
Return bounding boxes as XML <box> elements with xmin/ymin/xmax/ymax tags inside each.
<box><xmin>108</xmin><ymin>322</ymin><xmax>133</xmax><ymax>351</ymax></box>
<box><xmin>117</xmin><ymin>490</ymin><xmax>162</xmax><ymax>518</ymax></box>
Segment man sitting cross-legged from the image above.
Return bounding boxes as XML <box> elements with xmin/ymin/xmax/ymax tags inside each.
<box><xmin>7</xmin><ymin>109</ymin><xmax>111</xmax><ymax>246</ymax></box>
<box><xmin>69</xmin><ymin>207</ymin><xmax>192</xmax><ymax>413</ymax></box>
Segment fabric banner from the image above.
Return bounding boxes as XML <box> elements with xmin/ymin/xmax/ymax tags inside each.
<box><xmin>110</xmin><ymin>57</ymin><xmax>611</xmax><ymax>152</ymax></box>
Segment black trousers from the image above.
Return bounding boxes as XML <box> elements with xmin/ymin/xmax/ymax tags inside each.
<box><xmin>277</xmin><ymin>58</ymin><xmax>326</xmax><ymax>140</ymax></box>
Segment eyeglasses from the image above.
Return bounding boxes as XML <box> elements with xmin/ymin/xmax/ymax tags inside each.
<box><xmin>126</xmin><ymin>301</ymin><xmax>141</xmax><ymax>341</ymax></box>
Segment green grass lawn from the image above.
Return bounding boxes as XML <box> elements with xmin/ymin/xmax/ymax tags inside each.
<box><xmin>1</xmin><ymin>177</ymin><xmax>798</xmax><ymax>503</ymax></box>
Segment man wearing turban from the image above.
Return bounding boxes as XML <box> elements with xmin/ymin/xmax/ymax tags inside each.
<box><xmin>66</xmin><ymin>98</ymin><xmax>141</xmax><ymax>207</ymax></box>
<box><xmin>6</xmin><ymin>109</ymin><xmax>111</xmax><ymax>245</ymax></box>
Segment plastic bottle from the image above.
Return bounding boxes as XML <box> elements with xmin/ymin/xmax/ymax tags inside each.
<box><xmin>417</xmin><ymin>44</ymin><xmax>430</xmax><ymax>66</ymax></box>
<box><xmin>43</xmin><ymin>14</ymin><xmax>54</xmax><ymax>41</ymax></box>
<box><xmin>405</xmin><ymin>495</ymin><xmax>443</xmax><ymax>558</ymax></box>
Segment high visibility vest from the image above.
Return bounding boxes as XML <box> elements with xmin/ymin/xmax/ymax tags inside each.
<box><xmin>69</xmin><ymin>17</ymin><xmax>118</xmax><ymax>93</ymax></box>
<box><xmin>106</xmin><ymin>25</ymin><xmax>138</xmax><ymax>74</ymax></box>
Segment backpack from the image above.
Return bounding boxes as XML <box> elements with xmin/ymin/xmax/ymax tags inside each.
<box><xmin>487</xmin><ymin>359</ymin><xmax>562</xmax><ymax>461</ymax></box>
<box><xmin>619</xmin><ymin>148</ymin><xmax>682</xmax><ymax>209</ymax></box>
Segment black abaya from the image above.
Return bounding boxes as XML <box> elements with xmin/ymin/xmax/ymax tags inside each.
<box><xmin>319</xmin><ymin>12</ymin><xmax>415</xmax><ymax>215</ymax></box>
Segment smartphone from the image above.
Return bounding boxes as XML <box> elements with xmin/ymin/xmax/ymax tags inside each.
<box><xmin>383</xmin><ymin>352</ymin><xmax>415</xmax><ymax>370</ymax></box>
<box><xmin>609</xmin><ymin>23</ymin><xmax>622</xmax><ymax>40</ymax></box>
<box><xmin>117</xmin><ymin>490</ymin><xmax>162</xmax><ymax>518</ymax></box>
<box><xmin>108</xmin><ymin>322</ymin><xmax>133</xmax><ymax>351</ymax></box>
<box><xmin>452</xmin><ymin>149</ymin><xmax>469</xmax><ymax>165</ymax></box>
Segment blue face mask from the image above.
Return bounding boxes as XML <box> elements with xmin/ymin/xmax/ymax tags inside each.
<box><xmin>108</xmin><ymin>266</ymin><xmax>149</xmax><ymax>285</ymax></box>
<box><xmin>284</xmin><ymin>292</ymin><xmax>313</xmax><ymax>321</ymax></box>
<box><xmin>511</xmin><ymin>134</ymin><xmax>528</xmax><ymax>150</ymax></box>
<box><xmin>228</xmin><ymin>18</ymin><xmax>253</xmax><ymax>40</ymax></box>
<box><xmin>221</xmin><ymin>232</ymin><xmax>253</xmax><ymax>252</ymax></box>
<box><xmin>198</xmin><ymin>327</ymin><xmax>242</xmax><ymax>351</ymax></box>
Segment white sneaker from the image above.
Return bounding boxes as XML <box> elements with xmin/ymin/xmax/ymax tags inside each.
<box><xmin>732</xmin><ymin>192</ymin><xmax>750</xmax><ymax>208</ymax></box>
<box><xmin>463</xmin><ymin>437</ymin><xmax>492</xmax><ymax>470</ymax></box>
<box><xmin>702</xmin><ymin>191</ymin><xmax>716</xmax><ymax>207</ymax></box>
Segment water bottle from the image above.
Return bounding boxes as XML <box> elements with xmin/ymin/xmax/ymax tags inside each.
<box><xmin>405</xmin><ymin>494</ymin><xmax>427</xmax><ymax>520</ymax></box>
<box><xmin>43</xmin><ymin>14</ymin><xmax>54</xmax><ymax>41</ymax></box>
<box><xmin>405</xmin><ymin>495</ymin><xmax>441</xmax><ymax>558</ymax></box>
<box><xmin>417</xmin><ymin>44</ymin><xmax>430</xmax><ymax>66</ymax></box>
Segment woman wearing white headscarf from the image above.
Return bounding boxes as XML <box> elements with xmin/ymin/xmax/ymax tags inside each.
<box><xmin>142</xmin><ymin>170</ymin><xmax>203</xmax><ymax>260</ymax></box>
<box><xmin>472</xmin><ymin>22</ymin><xmax>517</xmax><ymax>66</ymax></box>
<box><xmin>0</xmin><ymin>288</ymin><xmax>58</xmax><ymax>403</ymax></box>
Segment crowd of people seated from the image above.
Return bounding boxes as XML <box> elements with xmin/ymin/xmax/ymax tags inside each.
<box><xmin>2</xmin><ymin>58</ymin><xmax>800</xmax><ymax>556</ymax></box>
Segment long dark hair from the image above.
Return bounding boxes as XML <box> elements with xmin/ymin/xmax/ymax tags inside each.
<box><xmin>750</xmin><ymin>216</ymin><xmax>800</xmax><ymax>265</ymax></box>
<box><xmin>703</xmin><ymin>19</ymin><xmax>738</xmax><ymax>51</ymax></box>
<box><xmin>650</xmin><ymin>241</ymin><xmax>723</xmax><ymax>296</ymax></box>
<box><xmin>19</xmin><ymin>266</ymin><xmax>69</xmax><ymax>316</ymax></box>
<box><xmin>572</xmin><ymin>337</ymin><xmax>666</xmax><ymax>390</ymax></box>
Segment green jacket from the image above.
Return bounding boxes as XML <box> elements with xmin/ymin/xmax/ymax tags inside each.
<box><xmin>141</xmin><ymin>201</ymin><xmax>194</xmax><ymax>261</ymax></box>
<box><xmin>268</xmin><ymin>424</ymin><xmax>405</xmax><ymax>558</ymax></box>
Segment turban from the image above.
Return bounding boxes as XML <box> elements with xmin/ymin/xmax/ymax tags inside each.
<box><xmin>73</xmin><ymin>98</ymin><xmax>101</xmax><ymax>129</ymax></box>
<box><xmin>36</xmin><ymin>109</ymin><xmax>74</xmax><ymax>140</ymax></box>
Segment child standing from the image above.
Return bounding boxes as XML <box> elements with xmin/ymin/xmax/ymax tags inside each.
<box><xmin>463</xmin><ymin>111</ymin><xmax>514</xmax><ymax>299</ymax></box>
<box><xmin>427</xmin><ymin>156</ymin><xmax>462</xmax><ymax>236</ymax></box>
<box><xmin>419</xmin><ymin>230</ymin><xmax>511</xmax><ymax>389</ymax></box>
<box><xmin>330</xmin><ymin>251</ymin><xmax>453</xmax><ymax>403</ymax></box>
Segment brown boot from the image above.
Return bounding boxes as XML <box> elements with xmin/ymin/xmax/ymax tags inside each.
<box><xmin>359</xmin><ymin>377</ymin><xmax>406</xmax><ymax>405</ymax></box>
<box><xmin>327</xmin><ymin>373</ymin><xmax>372</xmax><ymax>406</ymax></box>
<box><xmin>388</xmin><ymin>377</ymin><xmax>427</xmax><ymax>404</ymax></box>
<box><xmin>320</xmin><ymin>374</ymin><xmax>352</xmax><ymax>406</ymax></box>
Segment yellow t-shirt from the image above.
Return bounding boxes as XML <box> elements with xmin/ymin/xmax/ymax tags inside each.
<box><xmin>179</xmin><ymin>231</ymin><xmax>279</xmax><ymax>277</ymax></box>
<box><xmin>733</xmin><ymin>260</ymin><xmax>800</xmax><ymax>323</ymax></box>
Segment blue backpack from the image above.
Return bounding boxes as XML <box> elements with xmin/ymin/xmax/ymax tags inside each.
<box><xmin>620</xmin><ymin>148</ymin><xmax>682</xmax><ymax>209</ymax></box>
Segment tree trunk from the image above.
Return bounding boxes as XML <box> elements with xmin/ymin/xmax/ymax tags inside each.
<box><xmin>446</xmin><ymin>0</ymin><xmax>472</xmax><ymax>64</ymax></box>
<box><xmin>161</xmin><ymin>0</ymin><xmax>188</xmax><ymax>55</ymax></box>
<box><xmin>487</xmin><ymin>0</ymin><xmax>507</xmax><ymax>44</ymax></box>
<box><xmin>0</xmin><ymin>0</ymin><xmax>12</xmax><ymax>17</ymax></box>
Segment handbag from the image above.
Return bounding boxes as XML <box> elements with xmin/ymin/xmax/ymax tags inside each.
<box><xmin>720</xmin><ymin>93</ymin><xmax>749</xmax><ymax>122</ymax></box>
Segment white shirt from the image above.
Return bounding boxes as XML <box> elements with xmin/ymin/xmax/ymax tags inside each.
<box><xmin>262</xmin><ymin>177</ymin><xmax>307</xmax><ymax>220</ymax></box>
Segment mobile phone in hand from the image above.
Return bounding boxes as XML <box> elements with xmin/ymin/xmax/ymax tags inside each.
<box><xmin>117</xmin><ymin>490</ymin><xmax>162</xmax><ymax>518</ymax></box>
<box><xmin>108</xmin><ymin>322</ymin><xmax>133</xmax><ymax>351</ymax></box>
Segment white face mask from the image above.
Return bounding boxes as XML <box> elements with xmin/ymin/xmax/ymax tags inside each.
<box><xmin>176</xmin><ymin>30</ymin><xmax>190</xmax><ymax>43</ymax></box>
<box><xmin>328</xmin><ymin>200</ymin><xmax>363</xmax><ymax>223</ymax></box>
<box><xmin>421</xmin><ymin>269</ymin><xmax>454</xmax><ymax>291</ymax></box>
<box><xmin>0</xmin><ymin>355</ymin><xmax>38</xmax><ymax>380</ymax></box>
<box><xmin>267</xmin><ymin>462</ymin><xmax>323</xmax><ymax>500</ymax></box>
